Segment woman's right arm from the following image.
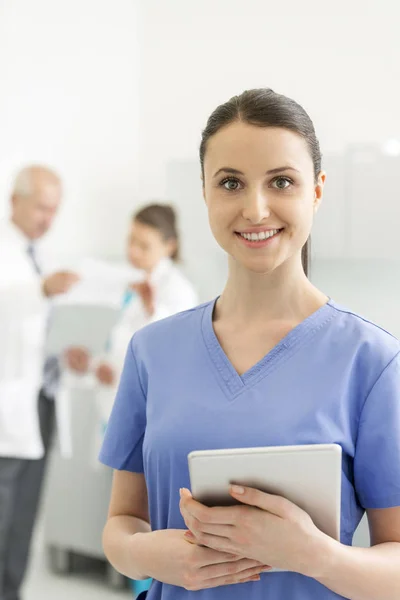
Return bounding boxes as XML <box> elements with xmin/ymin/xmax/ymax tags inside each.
<box><xmin>103</xmin><ymin>470</ymin><xmax>151</xmax><ymax>580</ymax></box>
<box><xmin>103</xmin><ymin>470</ymin><xmax>268</xmax><ymax>587</ymax></box>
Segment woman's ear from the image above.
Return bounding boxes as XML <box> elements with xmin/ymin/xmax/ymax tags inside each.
<box><xmin>166</xmin><ymin>238</ymin><xmax>178</xmax><ymax>259</ymax></box>
<box><xmin>314</xmin><ymin>171</ymin><xmax>326</xmax><ymax>213</ymax></box>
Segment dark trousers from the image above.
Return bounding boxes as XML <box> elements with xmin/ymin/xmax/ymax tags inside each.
<box><xmin>0</xmin><ymin>390</ymin><xmax>55</xmax><ymax>600</ymax></box>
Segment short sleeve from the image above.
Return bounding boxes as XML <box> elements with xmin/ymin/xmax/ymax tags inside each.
<box><xmin>354</xmin><ymin>351</ymin><xmax>400</xmax><ymax>509</ymax></box>
<box><xmin>98</xmin><ymin>338</ymin><xmax>146</xmax><ymax>473</ymax></box>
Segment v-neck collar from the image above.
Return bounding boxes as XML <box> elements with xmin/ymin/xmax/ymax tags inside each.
<box><xmin>201</xmin><ymin>297</ymin><xmax>337</xmax><ymax>401</ymax></box>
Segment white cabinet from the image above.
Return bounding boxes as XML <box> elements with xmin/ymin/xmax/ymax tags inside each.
<box><xmin>313</xmin><ymin>146</ymin><xmax>400</xmax><ymax>260</ymax></box>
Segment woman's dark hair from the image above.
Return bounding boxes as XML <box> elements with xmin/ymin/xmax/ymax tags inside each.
<box><xmin>199</xmin><ymin>88</ymin><xmax>321</xmax><ymax>276</ymax></box>
<box><xmin>133</xmin><ymin>203</ymin><xmax>180</xmax><ymax>262</ymax></box>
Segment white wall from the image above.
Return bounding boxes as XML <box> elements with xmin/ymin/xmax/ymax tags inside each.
<box><xmin>136</xmin><ymin>0</ymin><xmax>400</xmax><ymax>204</ymax></box>
<box><xmin>0</xmin><ymin>0</ymin><xmax>140</xmax><ymax>260</ymax></box>
<box><xmin>1</xmin><ymin>0</ymin><xmax>400</xmax><ymax>266</ymax></box>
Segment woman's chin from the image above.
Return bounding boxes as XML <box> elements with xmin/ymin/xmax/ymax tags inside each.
<box><xmin>232</xmin><ymin>255</ymin><xmax>280</xmax><ymax>275</ymax></box>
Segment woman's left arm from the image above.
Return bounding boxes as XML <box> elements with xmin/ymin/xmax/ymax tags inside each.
<box><xmin>180</xmin><ymin>487</ymin><xmax>400</xmax><ymax>600</ymax></box>
<box><xmin>315</xmin><ymin>506</ymin><xmax>400</xmax><ymax>600</ymax></box>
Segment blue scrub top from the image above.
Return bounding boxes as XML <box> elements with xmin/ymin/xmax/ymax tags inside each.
<box><xmin>99</xmin><ymin>299</ymin><xmax>400</xmax><ymax>600</ymax></box>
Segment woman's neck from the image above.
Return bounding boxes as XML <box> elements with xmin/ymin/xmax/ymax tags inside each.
<box><xmin>144</xmin><ymin>258</ymin><xmax>164</xmax><ymax>277</ymax></box>
<box><xmin>217</xmin><ymin>258</ymin><xmax>328</xmax><ymax>325</ymax></box>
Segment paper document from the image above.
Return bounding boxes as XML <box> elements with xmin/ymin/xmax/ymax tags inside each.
<box><xmin>55</xmin><ymin>257</ymin><xmax>142</xmax><ymax>308</ymax></box>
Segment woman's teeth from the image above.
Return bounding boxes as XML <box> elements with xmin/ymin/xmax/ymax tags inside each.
<box><xmin>239</xmin><ymin>229</ymin><xmax>281</xmax><ymax>241</ymax></box>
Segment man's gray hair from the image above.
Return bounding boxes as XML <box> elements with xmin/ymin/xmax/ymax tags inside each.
<box><xmin>13</xmin><ymin>165</ymin><xmax>61</xmax><ymax>198</ymax></box>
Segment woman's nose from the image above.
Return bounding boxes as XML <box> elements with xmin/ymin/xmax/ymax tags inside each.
<box><xmin>241</xmin><ymin>189</ymin><xmax>271</xmax><ymax>224</ymax></box>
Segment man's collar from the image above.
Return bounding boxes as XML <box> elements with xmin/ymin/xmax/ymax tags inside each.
<box><xmin>8</xmin><ymin>219</ymin><xmax>42</xmax><ymax>253</ymax></box>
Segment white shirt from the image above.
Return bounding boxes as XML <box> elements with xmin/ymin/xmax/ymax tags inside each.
<box><xmin>96</xmin><ymin>258</ymin><xmax>198</xmax><ymax>423</ymax></box>
<box><xmin>0</xmin><ymin>219</ymin><xmax>48</xmax><ymax>458</ymax></box>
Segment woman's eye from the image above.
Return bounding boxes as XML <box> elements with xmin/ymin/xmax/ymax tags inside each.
<box><xmin>221</xmin><ymin>177</ymin><xmax>242</xmax><ymax>191</ymax></box>
<box><xmin>271</xmin><ymin>177</ymin><xmax>292</xmax><ymax>190</ymax></box>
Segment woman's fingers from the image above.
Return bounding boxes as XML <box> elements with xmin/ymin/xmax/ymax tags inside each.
<box><xmin>201</xmin><ymin>558</ymin><xmax>268</xmax><ymax>580</ymax></box>
<box><xmin>197</xmin><ymin>563</ymin><xmax>271</xmax><ymax>590</ymax></box>
<box><xmin>186</xmin><ymin>522</ymin><xmax>234</xmax><ymax>538</ymax></box>
<box><xmin>195</xmin><ymin>545</ymin><xmax>240</xmax><ymax>567</ymax></box>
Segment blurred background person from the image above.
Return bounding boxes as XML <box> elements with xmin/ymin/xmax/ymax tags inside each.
<box><xmin>0</xmin><ymin>165</ymin><xmax>79</xmax><ymax>600</ymax></box>
<box><xmin>66</xmin><ymin>203</ymin><xmax>198</xmax><ymax>423</ymax></box>
<box><xmin>65</xmin><ymin>203</ymin><xmax>197</xmax><ymax>598</ymax></box>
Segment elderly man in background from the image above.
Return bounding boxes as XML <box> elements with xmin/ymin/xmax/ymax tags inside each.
<box><xmin>0</xmin><ymin>165</ymin><xmax>80</xmax><ymax>600</ymax></box>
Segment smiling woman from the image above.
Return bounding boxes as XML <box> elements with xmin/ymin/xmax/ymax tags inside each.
<box><xmin>203</xmin><ymin>124</ymin><xmax>322</xmax><ymax>280</ymax></box>
<box><xmin>199</xmin><ymin>89</ymin><xmax>322</xmax><ymax>277</ymax></box>
<box><xmin>99</xmin><ymin>89</ymin><xmax>400</xmax><ymax>600</ymax></box>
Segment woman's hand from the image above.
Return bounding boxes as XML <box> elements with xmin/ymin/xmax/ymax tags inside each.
<box><xmin>95</xmin><ymin>362</ymin><xmax>115</xmax><ymax>386</ymax></box>
<box><xmin>131</xmin><ymin>280</ymin><xmax>155</xmax><ymax>317</ymax></box>
<box><xmin>64</xmin><ymin>347</ymin><xmax>90</xmax><ymax>374</ymax></box>
<box><xmin>131</xmin><ymin>528</ymin><xmax>271</xmax><ymax>590</ymax></box>
<box><xmin>180</xmin><ymin>486</ymin><xmax>330</xmax><ymax>579</ymax></box>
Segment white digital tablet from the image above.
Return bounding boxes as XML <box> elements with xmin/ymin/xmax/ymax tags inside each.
<box><xmin>45</xmin><ymin>304</ymin><xmax>119</xmax><ymax>355</ymax></box>
<box><xmin>188</xmin><ymin>444</ymin><xmax>342</xmax><ymax>542</ymax></box>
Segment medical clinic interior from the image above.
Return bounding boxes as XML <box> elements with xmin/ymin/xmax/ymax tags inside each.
<box><xmin>1</xmin><ymin>2</ymin><xmax>400</xmax><ymax>600</ymax></box>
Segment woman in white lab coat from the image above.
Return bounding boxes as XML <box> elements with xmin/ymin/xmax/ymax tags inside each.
<box><xmin>67</xmin><ymin>203</ymin><xmax>198</xmax><ymax>421</ymax></box>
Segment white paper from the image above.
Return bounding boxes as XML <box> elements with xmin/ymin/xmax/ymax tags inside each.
<box><xmin>55</xmin><ymin>257</ymin><xmax>143</xmax><ymax>308</ymax></box>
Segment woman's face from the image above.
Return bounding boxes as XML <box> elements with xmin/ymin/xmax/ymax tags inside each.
<box><xmin>127</xmin><ymin>220</ymin><xmax>175</xmax><ymax>273</ymax></box>
<box><xmin>203</xmin><ymin>122</ymin><xmax>325</xmax><ymax>275</ymax></box>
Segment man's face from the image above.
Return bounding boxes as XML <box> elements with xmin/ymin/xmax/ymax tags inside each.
<box><xmin>12</xmin><ymin>178</ymin><xmax>61</xmax><ymax>240</ymax></box>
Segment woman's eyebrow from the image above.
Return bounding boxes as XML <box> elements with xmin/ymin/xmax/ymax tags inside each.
<box><xmin>213</xmin><ymin>166</ymin><xmax>299</xmax><ymax>178</ymax></box>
